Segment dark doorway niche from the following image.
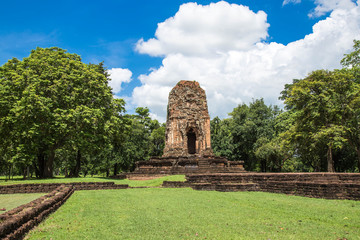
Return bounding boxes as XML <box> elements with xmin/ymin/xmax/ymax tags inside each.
<box><xmin>187</xmin><ymin>129</ymin><xmax>196</xmax><ymax>154</ymax></box>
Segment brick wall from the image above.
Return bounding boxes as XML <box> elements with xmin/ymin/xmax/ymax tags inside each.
<box><xmin>184</xmin><ymin>173</ymin><xmax>360</xmax><ymax>200</ymax></box>
<box><xmin>0</xmin><ymin>182</ymin><xmax>129</xmax><ymax>239</ymax></box>
<box><xmin>0</xmin><ymin>185</ymin><xmax>74</xmax><ymax>240</ymax></box>
<box><xmin>0</xmin><ymin>182</ymin><xmax>128</xmax><ymax>194</ymax></box>
<box><xmin>162</xmin><ymin>181</ymin><xmax>190</xmax><ymax>188</ymax></box>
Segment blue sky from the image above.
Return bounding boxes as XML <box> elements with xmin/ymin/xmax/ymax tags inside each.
<box><xmin>1</xmin><ymin>0</ymin><xmax>359</xmax><ymax>121</ymax></box>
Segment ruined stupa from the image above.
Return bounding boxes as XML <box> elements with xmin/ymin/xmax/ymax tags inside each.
<box><xmin>163</xmin><ymin>80</ymin><xmax>213</xmax><ymax>157</ymax></box>
<box><xmin>133</xmin><ymin>80</ymin><xmax>244</xmax><ymax>174</ymax></box>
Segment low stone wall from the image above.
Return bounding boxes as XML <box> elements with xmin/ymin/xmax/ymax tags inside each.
<box><xmin>257</xmin><ymin>181</ymin><xmax>360</xmax><ymax>200</ymax></box>
<box><xmin>0</xmin><ymin>182</ymin><xmax>128</xmax><ymax>194</ymax></box>
<box><xmin>162</xmin><ymin>181</ymin><xmax>190</xmax><ymax>188</ymax></box>
<box><xmin>186</xmin><ymin>173</ymin><xmax>360</xmax><ymax>184</ymax></box>
<box><xmin>111</xmin><ymin>173</ymin><xmax>171</xmax><ymax>180</ymax></box>
<box><xmin>0</xmin><ymin>182</ymin><xmax>129</xmax><ymax>239</ymax></box>
<box><xmin>185</xmin><ymin>173</ymin><xmax>360</xmax><ymax>200</ymax></box>
<box><xmin>0</xmin><ymin>185</ymin><xmax>74</xmax><ymax>240</ymax></box>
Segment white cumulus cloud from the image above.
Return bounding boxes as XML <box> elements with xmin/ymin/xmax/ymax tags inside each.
<box><xmin>108</xmin><ymin>68</ymin><xmax>132</xmax><ymax>94</ymax></box>
<box><xmin>309</xmin><ymin>0</ymin><xmax>357</xmax><ymax>17</ymax></box>
<box><xmin>136</xmin><ymin>1</ymin><xmax>269</xmax><ymax>57</ymax></box>
<box><xmin>132</xmin><ymin>0</ymin><xmax>360</xmax><ymax>122</ymax></box>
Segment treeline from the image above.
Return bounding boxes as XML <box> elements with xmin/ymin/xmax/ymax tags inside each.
<box><xmin>0</xmin><ymin>47</ymin><xmax>164</xmax><ymax>179</ymax></box>
<box><xmin>211</xmin><ymin>40</ymin><xmax>360</xmax><ymax>173</ymax></box>
<box><xmin>1</xmin><ymin>41</ymin><xmax>359</xmax><ymax>178</ymax></box>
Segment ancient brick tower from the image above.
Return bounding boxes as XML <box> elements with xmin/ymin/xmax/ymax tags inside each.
<box><xmin>163</xmin><ymin>80</ymin><xmax>213</xmax><ymax>157</ymax></box>
<box><xmin>131</xmin><ymin>80</ymin><xmax>245</xmax><ymax>175</ymax></box>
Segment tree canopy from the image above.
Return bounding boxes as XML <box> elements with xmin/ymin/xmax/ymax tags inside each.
<box><xmin>1</xmin><ymin>41</ymin><xmax>360</xmax><ymax>177</ymax></box>
<box><xmin>211</xmin><ymin>40</ymin><xmax>360</xmax><ymax>172</ymax></box>
<box><xmin>0</xmin><ymin>47</ymin><xmax>127</xmax><ymax>178</ymax></box>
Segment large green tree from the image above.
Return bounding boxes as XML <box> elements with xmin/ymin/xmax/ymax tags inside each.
<box><xmin>281</xmin><ymin>69</ymin><xmax>359</xmax><ymax>172</ymax></box>
<box><xmin>341</xmin><ymin>39</ymin><xmax>360</xmax><ymax>171</ymax></box>
<box><xmin>0</xmin><ymin>47</ymin><xmax>117</xmax><ymax>178</ymax></box>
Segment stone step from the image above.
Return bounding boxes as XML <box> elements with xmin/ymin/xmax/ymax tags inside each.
<box><xmin>198</xmin><ymin>160</ymin><xmax>210</xmax><ymax>169</ymax></box>
<box><xmin>215</xmin><ymin>183</ymin><xmax>259</xmax><ymax>192</ymax></box>
<box><xmin>190</xmin><ymin>183</ymin><xmax>216</xmax><ymax>191</ymax></box>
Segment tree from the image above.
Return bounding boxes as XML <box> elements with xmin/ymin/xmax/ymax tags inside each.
<box><xmin>229</xmin><ymin>99</ymin><xmax>280</xmax><ymax>171</ymax></box>
<box><xmin>103</xmin><ymin>98</ymin><xmax>128</xmax><ymax>176</ymax></box>
<box><xmin>0</xmin><ymin>47</ymin><xmax>117</xmax><ymax>178</ymax></box>
<box><xmin>149</xmin><ymin>122</ymin><xmax>166</xmax><ymax>157</ymax></box>
<box><xmin>254</xmin><ymin>137</ymin><xmax>283</xmax><ymax>172</ymax></box>
<box><xmin>341</xmin><ymin>39</ymin><xmax>360</xmax><ymax>171</ymax></box>
<box><xmin>281</xmin><ymin>69</ymin><xmax>358</xmax><ymax>172</ymax></box>
<box><xmin>211</xmin><ymin>117</ymin><xmax>234</xmax><ymax>160</ymax></box>
<box><xmin>211</xmin><ymin>99</ymin><xmax>280</xmax><ymax>171</ymax></box>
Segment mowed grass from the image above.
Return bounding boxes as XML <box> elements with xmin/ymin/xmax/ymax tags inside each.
<box><xmin>26</xmin><ymin>188</ymin><xmax>360</xmax><ymax>240</ymax></box>
<box><xmin>0</xmin><ymin>193</ymin><xmax>45</xmax><ymax>214</ymax></box>
<box><xmin>0</xmin><ymin>175</ymin><xmax>186</xmax><ymax>187</ymax></box>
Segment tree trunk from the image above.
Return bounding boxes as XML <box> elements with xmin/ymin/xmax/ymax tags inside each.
<box><xmin>43</xmin><ymin>150</ymin><xmax>55</xmax><ymax>178</ymax></box>
<box><xmin>113</xmin><ymin>163</ymin><xmax>118</xmax><ymax>176</ymax></box>
<box><xmin>33</xmin><ymin>162</ymin><xmax>39</xmax><ymax>178</ymax></box>
<box><xmin>65</xmin><ymin>167</ymin><xmax>69</xmax><ymax>177</ymax></box>
<box><xmin>10</xmin><ymin>164</ymin><xmax>14</xmax><ymax>180</ymax></box>
<box><xmin>68</xmin><ymin>150</ymin><xmax>81</xmax><ymax>177</ymax></box>
<box><xmin>7</xmin><ymin>166</ymin><xmax>11</xmax><ymax>181</ymax></box>
<box><xmin>22</xmin><ymin>167</ymin><xmax>27</xmax><ymax>179</ymax></box>
<box><xmin>74</xmin><ymin>150</ymin><xmax>81</xmax><ymax>177</ymax></box>
<box><xmin>260</xmin><ymin>159</ymin><xmax>267</xmax><ymax>172</ymax></box>
<box><xmin>37</xmin><ymin>153</ymin><xmax>45</xmax><ymax>178</ymax></box>
<box><xmin>327</xmin><ymin>146</ymin><xmax>335</xmax><ymax>172</ymax></box>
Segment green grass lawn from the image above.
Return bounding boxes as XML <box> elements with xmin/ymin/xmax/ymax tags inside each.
<box><xmin>0</xmin><ymin>175</ymin><xmax>186</xmax><ymax>187</ymax></box>
<box><xmin>0</xmin><ymin>193</ymin><xmax>45</xmax><ymax>214</ymax></box>
<box><xmin>25</xmin><ymin>188</ymin><xmax>360</xmax><ymax>240</ymax></box>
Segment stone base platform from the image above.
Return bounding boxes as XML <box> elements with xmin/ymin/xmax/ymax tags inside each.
<box><xmin>132</xmin><ymin>156</ymin><xmax>245</xmax><ymax>175</ymax></box>
<box><xmin>183</xmin><ymin>172</ymin><xmax>360</xmax><ymax>200</ymax></box>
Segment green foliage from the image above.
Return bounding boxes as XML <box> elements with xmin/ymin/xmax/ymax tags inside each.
<box><xmin>26</xmin><ymin>189</ymin><xmax>360</xmax><ymax>239</ymax></box>
<box><xmin>341</xmin><ymin>39</ymin><xmax>360</xmax><ymax>68</ymax></box>
<box><xmin>149</xmin><ymin>123</ymin><xmax>166</xmax><ymax>157</ymax></box>
<box><xmin>211</xmin><ymin>99</ymin><xmax>281</xmax><ymax>171</ymax></box>
<box><xmin>0</xmin><ymin>47</ymin><xmax>124</xmax><ymax>178</ymax></box>
<box><xmin>103</xmin><ymin>107</ymin><xmax>165</xmax><ymax>175</ymax></box>
<box><xmin>211</xmin><ymin>117</ymin><xmax>234</xmax><ymax>159</ymax></box>
<box><xmin>0</xmin><ymin>53</ymin><xmax>163</xmax><ymax>178</ymax></box>
<box><xmin>254</xmin><ymin>137</ymin><xmax>284</xmax><ymax>172</ymax></box>
<box><xmin>281</xmin><ymin>64</ymin><xmax>360</xmax><ymax>172</ymax></box>
<box><xmin>282</xmin><ymin>70</ymin><xmax>348</xmax><ymax>171</ymax></box>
